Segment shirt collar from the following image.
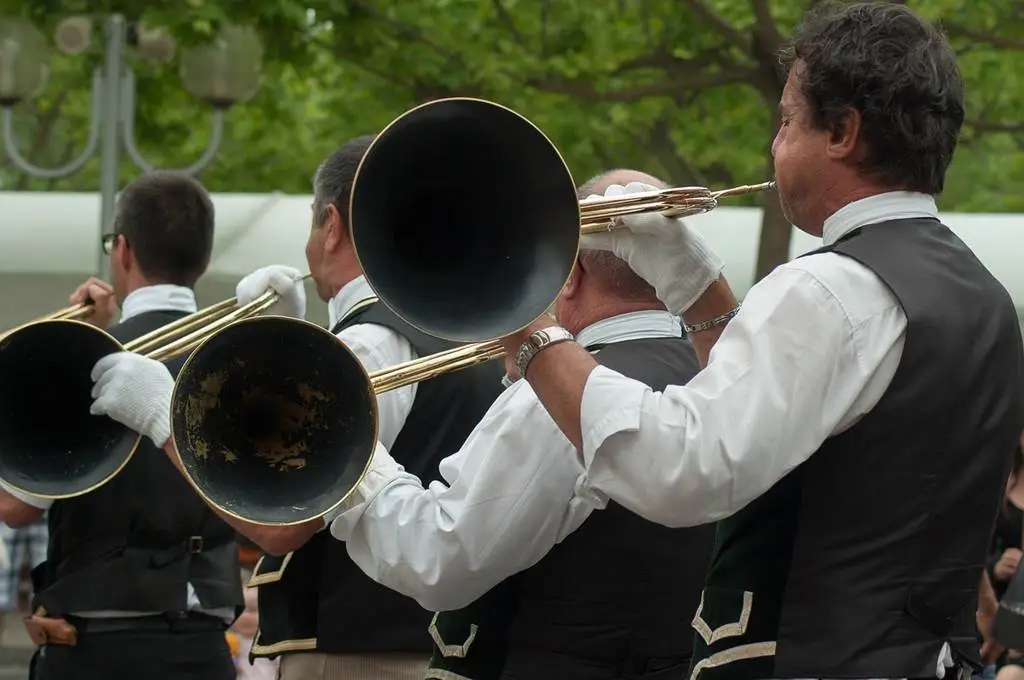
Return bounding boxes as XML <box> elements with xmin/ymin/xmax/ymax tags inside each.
<box><xmin>822</xmin><ymin>191</ymin><xmax>939</xmax><ymax>246</ymax></box>
<box><xmin>500</xmin><ymin>310</ymin><xmax>681</xmax><ymax>389</ymax></box>
<box><xmin>120</xmin><ymin>284</ymin><xmax>197</xmax><ymax>323</ymax></box>
<box><xmin>328</xmin><ymin>275</ymin><xmax>378</xmax><ymax>330</ymax></box>
<box><xmin>575</xmin><ymin>309</ymin><xmax>681</xmax><ymax>349</ymax></box>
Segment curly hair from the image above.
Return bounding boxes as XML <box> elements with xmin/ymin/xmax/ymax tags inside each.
<box><xmin>780</xmin><ymin>2</ymin><xmax>965</xmax><ymax>195</ymax></box>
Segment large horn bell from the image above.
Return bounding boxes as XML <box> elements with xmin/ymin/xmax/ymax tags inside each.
<box><xmin>349</xmin><ymin>97</ymin><xmax>581</xmax><ymax>343</ymax></box>
<box><xmin>0</xmin><ymin>320</ymin><xmax>138</xmax><ymax>498</ymax></box>
<box><xmin>169</xmin><ymin>316</ymin><xmax>378</xmax><ymax>525</ymax></box>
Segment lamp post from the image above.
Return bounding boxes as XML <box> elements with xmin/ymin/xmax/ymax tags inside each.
<box><xmin>0</xmin><ymin>14</ymin><xmax>262</xmax><ymax>277</ymax></box>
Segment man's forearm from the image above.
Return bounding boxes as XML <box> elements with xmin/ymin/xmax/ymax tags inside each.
<box><xmin>160</xmin><ymin>440</ymin><xmax>319</xmax><ymax>555</ymax></box>
<box><xmin>682</xmin><ymin>277</ymin><xmax>738</xmax><ymax>367</ymax></box>
<box><xmin>511</xmin><ymin>334</ymin><xmax>598</xmax><ymax>451</ymax></box>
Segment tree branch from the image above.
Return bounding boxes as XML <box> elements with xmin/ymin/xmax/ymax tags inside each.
<box><xmin>344</xmin><ymin>0</ymin><xmax>465</xmax><ymax>62</ymax></box>
<box><xmin>613</xmin><ymin>46</ymin><xmax>737</xmax><ymax>76</ymax></box>
<box><xmin>943</xmin><ymin>23</ymin><xmax>1024</xmax><ymax>50</ymax></box>
<box><xmin>678</xmin><ymin>0</ymin><xmax>751</xmax><ymax>53</ymax></box>
<box><xmin>491</xmin><ymin>0</ymin><xmax>526</xmax><ymax>47</ymax></box>
<box><xmin>750</xmin><ymin>0</ymin><xmax>783</xmax><ymax>54</ymax></box>
<box><xmin>966</xmin><ymin>118</ymin><xmax>1024</xmax><ymax>133</ymax></box>
<box><xmin>531</xmin><ymin>66</ymin><xmax>757</xmax><ymax>103</ymax></box>
<box><xmin>648</xmin><ymin>115</ymin><xmax>707</xmax><ymax>186</ymax></box>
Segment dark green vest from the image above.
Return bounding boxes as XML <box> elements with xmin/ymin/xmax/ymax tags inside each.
<box><xmin>428</xmin><ymin>334</ymin><xmax>711</xmax><ymax>679</ymax></box>
<box><xmin>688</xmin><ymin>219</ymin><xmax>1024</xmax><ymax>680</ymax></box>
<box><xmin>251</xmin><ymin>300</ymin><xmax>503</xmax><ymax>658</ymax></box>
<box><xmin>34</xmin><ymin>310</ymin><xmax>243</xmax><ymax>617</ymax></box>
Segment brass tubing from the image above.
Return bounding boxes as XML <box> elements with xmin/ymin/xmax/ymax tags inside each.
<box><xmin>128</xmin><ymin>297</ymin><xmax>240</xmax><ymax>356</ymax></box>
<box><xmin>131</xmin><ymin>272</ymin><xmax>311</xmax><ymax>361</ymax></box>
<box><xmin>0</xmin><ymin>302</ymin><xmax>93</xmax><ymax>342</ymax></box>
<box><xmin>142</xmin><ymin>290</ymin><xmax>282</xmax><ymax>362</ymax></box>
<box><xmin>361</xmin><ymin>182</ymin><xmax>777</xmax><ymax>396</ymax></box>
<box><xmin>578</xmin><ymin>181</ymin><xmax>775</xmax><ymax>233</ymax></box>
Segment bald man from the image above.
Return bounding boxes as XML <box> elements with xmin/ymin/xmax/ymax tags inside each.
<box><xmin>323</xmin><ymin>169</ymin><xmax>717</xmax><ymax>679</ymax></box>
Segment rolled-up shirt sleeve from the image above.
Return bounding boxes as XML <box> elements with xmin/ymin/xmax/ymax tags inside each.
<box><xmin>578</xmin><ymin>263</ymin><xmax>904</xmax><ymax>528</ymax></box>
<box><xmin>328</xmin><ymin>382</ymin><xmax>600</xmax><ymax>612</ymax></box>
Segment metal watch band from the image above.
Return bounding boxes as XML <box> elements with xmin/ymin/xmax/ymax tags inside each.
<box><xmin>683</xmin><ymin>305</ymin><xmax>741</xmax><ymax>334</ymax></box>
<box><xmin>515</xmin><ymin>326</ymin><xmax>575</xmax><ymax>378</ymax></box>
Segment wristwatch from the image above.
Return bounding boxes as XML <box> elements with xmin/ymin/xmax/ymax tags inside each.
<box><xmin>515</xmin><ymin>326</ymin><xmax>575</xmax><ymax>378</ymax></box>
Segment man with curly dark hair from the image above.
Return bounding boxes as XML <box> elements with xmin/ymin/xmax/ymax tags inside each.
<box><xmin>497</xmin><ymin>3</ymin><xmax>1024</xmax><ymax>680</ymax></box>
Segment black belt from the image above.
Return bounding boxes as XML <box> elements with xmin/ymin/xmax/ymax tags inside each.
<box><xmin>65</xmin><ymin>611</ymin><xmax>226</xmax><ymax>636</ymax></box>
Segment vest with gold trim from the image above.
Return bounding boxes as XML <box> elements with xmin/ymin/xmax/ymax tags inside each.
<box><xmin>251</xmin><ymin>300</ymin><xmax>504</xmax><ymax>658</ymax></box>
<box><xmin>428</xmin><ymin>336</ymin><xmax>716</xmax><ymax>680</ymax></box>
<box><xmin>33</xmin><ymin>309</ymin><xmax>244</xmax><ymax>617</ymax></box>
<box><xmin>688</xmin><ymin>218</ymin><xmax>1024</xmax><ymax>680</ymax></box>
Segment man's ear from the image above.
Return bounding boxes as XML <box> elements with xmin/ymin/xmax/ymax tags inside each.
<box><xmin>323</xmin><ymin>204</ymin><xmax>348</xmax><ymax>252</ymax></box>
<box><xmin>562</xmin><ymin>259</ymin><xmax>583</xmax><ymax>299</ymax></box>
<box><xmin>825</xmin><ymin>107</ymin><xmax>863</xmax><ymax>161</ymax></box>
<box><xmin>117</xmin><ymin>236</ymin><xmax>132</xmax><ymax>273</ymax></box>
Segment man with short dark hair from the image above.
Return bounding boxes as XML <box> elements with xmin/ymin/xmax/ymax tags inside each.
<box><xmin>320</xmin><ymin>169</ymin><xmax>716</xmax><ymax>680</ymax></box>
<box><xmin>85</xmin><ymin>137</ymin><xmax>505</xmax><ymax>680</ymax></box>
<box><xmin>0</xmin><ymin>171</ymin><xmax>241</xmax><ymax>680</ymax></box>
<box><xmin>498</xmin><ymin>4</ymin><xmax>1024</xmax><ymax>680</ymax></box>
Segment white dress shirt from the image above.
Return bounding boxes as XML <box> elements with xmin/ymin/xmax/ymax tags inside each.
<box><xmin>320</xmin><ymin>275</ymin><xmax>417</xmax><ymax>525</ymax></box>
<box><xmin>328</xmin><ymin>310</ymin><xmax>682</xmax><ymax>613</ymax></box>
<box><xmin>0</xmin><ymin>284</ymin><xmax>238</xmax><ymax>622</ymax></box>
<box><xmin>575</xmin><ymin>193</ymin><xmax>953</xmax><ymax>679</ymax></box>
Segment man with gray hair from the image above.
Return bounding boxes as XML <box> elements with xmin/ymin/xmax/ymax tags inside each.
<box><xmin>86</xmin><ymin>135</ymin><xmax>504</xmax><ymax>680</ymax></box>
<box><xmin>319</xmin><ymin>168</ymin><xmax>717</xmax><ymax>679</ymax></box>
<box><xmin>225</xmin><ymin>136</ymin><xmax>503</xmax><ymax>679</ymax></box>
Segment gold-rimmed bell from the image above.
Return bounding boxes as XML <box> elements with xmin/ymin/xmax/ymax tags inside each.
<box><xmin>0</xmin><ymin>284</ymin><xmax>300</xmax><ymax>500</ymax></box>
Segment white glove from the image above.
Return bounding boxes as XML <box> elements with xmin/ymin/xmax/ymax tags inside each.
<box><xmin>90</xmin><ymin>352</ymin><xmax>175</xmax><ymax>448</ymax></box>
<box><xmin>235</xmin><ymin>265</ymin><xmax>306</xmax><ymax>319</ymax></box>
<box><xmin>580</xmin><ymin>182</ymin><xmax>725</xmax><ymax>315</ymax></box>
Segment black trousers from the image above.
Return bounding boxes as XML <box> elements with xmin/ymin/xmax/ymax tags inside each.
<box><xmin>31</xmin><ymin>627</ymin><xmax>235</xmax><ymax>680</ymax></box>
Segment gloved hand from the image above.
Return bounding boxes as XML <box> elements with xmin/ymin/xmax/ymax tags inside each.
<box><xmin>235</xmin><ymin>265</ymin><xmax>306</xmax><ymax>319</ymax></box>
<box><xmin>90</xmin><ymin>352</ymin><xmax>175</xmax><ymax>448</ymax></box>
<box><xmin>580</xmin><ymin>182</ymin><xmax>725</xmax><ymax>315</ymax></box>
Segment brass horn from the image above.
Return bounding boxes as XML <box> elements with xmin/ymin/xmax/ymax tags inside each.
<box><xmin>348</xmin><ymin>97</ymin><xmax>775</xmax><ymax>343</ymax></box>
<box><xmin>167</xmin><ymin>99</ymin><xmax>774</xmax><ymax>527</ymax></box>
<box><xmin>0</xmin><ymin>284</ymin><xmax>299</xmax><ymax>500</ymax></box>
<box><xmin>0</xmin><ymin>302</ymin><xmax>94</xmax><ymax>342</ymax></box>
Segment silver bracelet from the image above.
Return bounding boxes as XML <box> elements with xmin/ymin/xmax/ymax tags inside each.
<box><xmin>683</xmin><ymin>306</ymin><xmax>740</xmax><ymax>334</ymax></box>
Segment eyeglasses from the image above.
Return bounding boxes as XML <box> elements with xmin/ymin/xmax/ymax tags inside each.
<box><xmin>101</xmin><ymin>232</ymin><xmax>123</xmax><ymax>255</ymax></box>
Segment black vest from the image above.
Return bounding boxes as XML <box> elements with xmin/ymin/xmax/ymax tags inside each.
<box><xmin>691</xmin><ymin>218</ymin><xmax>1024</xmax><ymax>680</ymax></box>
<box><xmin>251</xmin><ymin>301</ymin><xmax>504</xmax><ymax>658</ymax></box>
<box><xmin>429</xmin><ymin>336</ymin><xmax>717</xmax><ymax>680</ymax></box>
<box><xmin>33</xmin><ymin>310</ymin><xmax>244</xmax><ymax>616</ymax></box>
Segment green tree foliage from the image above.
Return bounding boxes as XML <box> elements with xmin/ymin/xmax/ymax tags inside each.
<box><xmin>0</xmin><ymin>0</ymin><xmax>1020</xmax><ymax>279</ymax></box>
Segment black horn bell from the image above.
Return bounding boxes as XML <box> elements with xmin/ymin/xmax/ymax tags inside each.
<box><xmin>349</xmin><ymin>98</ymin><xmax>581</xmax><ymax>344</ymax></box>
<box><xmin>0</xmin><ymin>320</ymin><xmax>138</xmax><ymax>498</ymax></box>
<box><xmin>169</xmin><ymin>316</ymin><xmax>378</xmax><ymax>525</ymax></box>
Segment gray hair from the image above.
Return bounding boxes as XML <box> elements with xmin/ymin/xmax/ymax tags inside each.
<box><xmin>312</xmin><ymin>134</ymin><xmax>376</xmax><ymax>227</ymax></box>
<box><xmin>574</xmin><ymin>169</ymin><xmax>668</xmax><ymax>305</ymax></box>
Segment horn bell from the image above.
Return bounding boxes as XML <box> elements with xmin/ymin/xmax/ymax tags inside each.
<box><xmin>170</xmin><ymin>316</ymin><xmax>379</xmax><ymax>526</ymax></box>
<box><xmin>0</xmin><ymin>320</ymin><xmax>138</xmax><ymax>498</ymax></box>
<box><xmin>349</xmin><ymin>97</ymin><xmax>581</xmax><ymax>344</ymax></box>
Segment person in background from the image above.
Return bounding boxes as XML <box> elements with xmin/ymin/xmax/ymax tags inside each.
<box><xmin>228</xmin><ymin>570</ymin><xmax>278</xmax><ymax>680</ymax></box>
<box><xmin>0</xmin><ymin>171</ymin><xmax>243</xmax><ymax>680</ymax></box>
<box><xmin>978</xmin><ymin>437</ymin><xmax>1024</xmax><ymax>679</ymax></box>
<box><xmin>0</xmin><ymin>517</ymin><xmax>47</xmax><ymax>644</ymax></box>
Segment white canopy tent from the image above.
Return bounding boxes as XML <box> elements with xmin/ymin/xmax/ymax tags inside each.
<box><xmin>0</xmin><ymin>191</ymin><xmax>1022</xmax><ymax>329</ymax></box>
